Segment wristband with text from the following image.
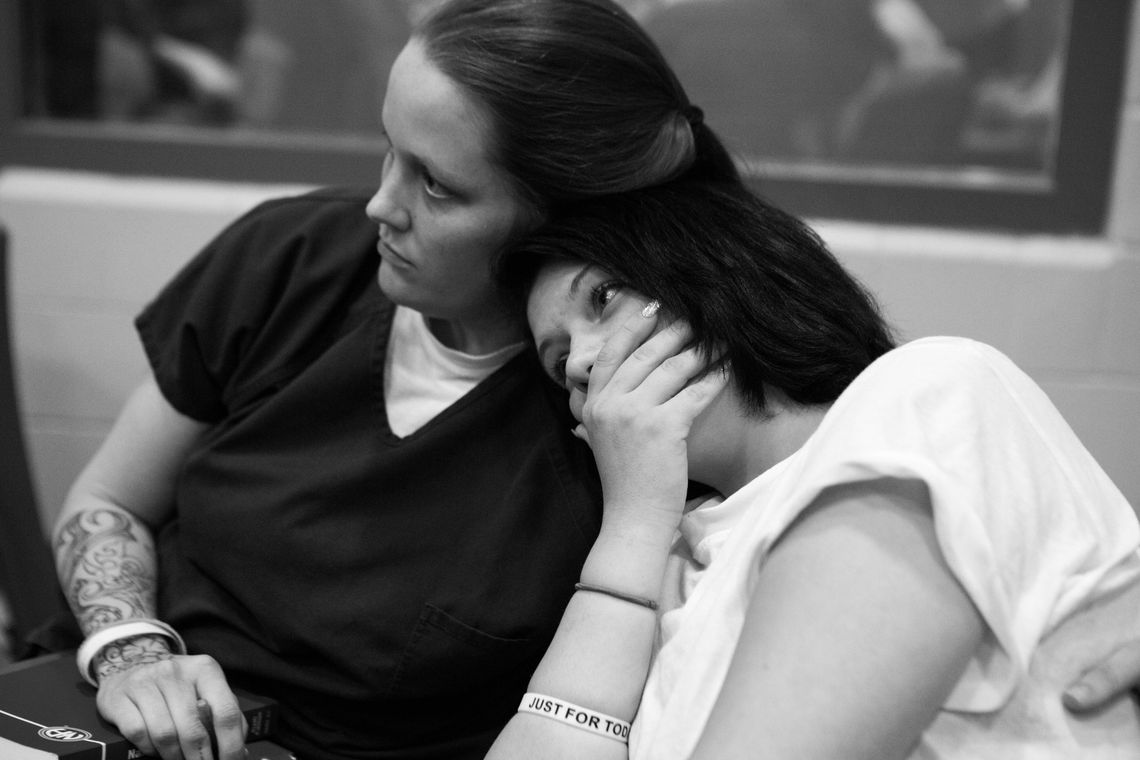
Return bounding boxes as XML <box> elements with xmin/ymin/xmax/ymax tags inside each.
<box><xmin>518</xmin><ymin>692</ymin><xmax>631</xmax><ymax>743</ymax></box>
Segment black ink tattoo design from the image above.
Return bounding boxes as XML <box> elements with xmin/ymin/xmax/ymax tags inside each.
<box><xmin>94</xmin><ymin>633</ymin><xmax>174</xmax><ymax>683</ymax></box>
<box><xmin>54</xmin><ymin>508</ymin><xmax>159</xmax><ymax>635</ymax></box>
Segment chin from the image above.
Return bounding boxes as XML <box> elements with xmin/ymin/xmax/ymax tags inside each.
<box><xmin>377</xmin><ymin>264</ymin><xmax>415</xmax><ymax>303</ymax></box>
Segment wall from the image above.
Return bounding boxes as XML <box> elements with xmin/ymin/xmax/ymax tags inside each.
<box><xmin>1</xmin><ymin>7</ymin><xmax>1139</xmax><ymax>532</ymax></box>
<box><xmin>0</xmin><ymin>174</ymin><xmax>312</xmax><ymax>530</ymax></box>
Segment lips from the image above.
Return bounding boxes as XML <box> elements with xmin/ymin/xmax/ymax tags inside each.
<box><xmin>378</xmin><ymin>239</ymin><xmax>414</xmax><ymax>269</ymax></box>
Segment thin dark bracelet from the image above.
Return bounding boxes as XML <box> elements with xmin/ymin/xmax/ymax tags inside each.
<box><xmin>575</xmin><ymin>582</ymin><xmax>659</xmax><ymax>610</ymax></box>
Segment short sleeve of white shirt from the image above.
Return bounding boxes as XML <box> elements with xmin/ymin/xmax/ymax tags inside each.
<box><xmin>785</xmin><ymin>337</ymin><xmax>1140</xmax><ymax>710</ymax></box>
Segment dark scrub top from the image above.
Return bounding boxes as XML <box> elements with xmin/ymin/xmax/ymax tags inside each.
<box><xmin>135</xmin><ymin>187</ymin><xmax>603</xmax><ymax>760</ymax></box>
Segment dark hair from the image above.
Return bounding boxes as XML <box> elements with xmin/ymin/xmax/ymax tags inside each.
<box><xmin>503</xmin><ymin>181</ymin><xmax>897</xmax><ymax>412</ymax></box>
<box><xmin>416</xmin><ymin>0</ymin><xmax>740</xmax><ymax>211</ymax></box>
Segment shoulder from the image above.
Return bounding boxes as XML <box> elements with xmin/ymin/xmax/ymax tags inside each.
<box><xmin>190</xmin><ymin>186</ymin><xmax>377</xmax><ymax>282</ymax></box>
<box><xmin>865</xmin><ymin>335</ymin><xmax>1011</xmax><ymax>375</ymax></box>
<box><xmin>140</xmin><ymin>185</ymin><xmax>381</xmax><ymax>337</ymax></box>
<box><xmin>248</xmin><ymin>185</ymin><xmax>373</xmax><ymax>211</ymax></box>
<box><xmin>228</xmin><ymin>185</ymin><xmax>374</xmax><ymax>236</ymax></box>
<box><xmin>848</xmin><ymin>336</ymin><xmax>1025</xmax><ymax>403</ymax></box>
<box><xmin>809</xmin><ymin>336</ymin><xmax>1046</xmax><ymax>457</ymax></box>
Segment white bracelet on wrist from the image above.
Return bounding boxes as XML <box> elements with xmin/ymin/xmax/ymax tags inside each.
<box><xmin>518</xmin><ymin>693</ymin><xmax>632</xmax><ymax>744</ymax></box>
<box><xmin>75</xmin><ymin>618</ymin><xmax>187</xmax><ymax>687</ymax></box>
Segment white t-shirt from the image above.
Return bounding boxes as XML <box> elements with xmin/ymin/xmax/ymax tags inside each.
<box><xmin>384</xmin><ymin>305</ymin><xmax>525</xmax><ymax>436</ymax></box>
<box><xmin>633</xmin><ymin>336</ymin><xmax>1140</xmax><ymax>759</ymax></box>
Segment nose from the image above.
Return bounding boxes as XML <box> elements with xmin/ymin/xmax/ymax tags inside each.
<box><xmin>563</xmin><ymin>339</ymin><xmax>596</xmax><ymax>392</ymax></box>
<box><xmin>365</xmin><ymin>158</ymin><xmax>410</xmax><ymax>231</ymax></box>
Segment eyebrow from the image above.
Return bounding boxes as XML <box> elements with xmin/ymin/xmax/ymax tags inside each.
<box><xmin>379</xmin><ymin>118</ymin><xmax>464</xmax><ymax>192</ymax></box>
<box><xmin>568</xmin><ymin>264</ymin><xmax>594</xmax><ymax>297</ymax></box>
<box><xmin>406</xmin><ymin>145</ymin><xmax>461</xmax><ymax>190</ymax></box>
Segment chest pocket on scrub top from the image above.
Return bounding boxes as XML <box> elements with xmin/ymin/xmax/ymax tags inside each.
<box><xmin>387</xmin><ymin>603</ymin><xmax>540</xmax><ymax>698</ymax></box>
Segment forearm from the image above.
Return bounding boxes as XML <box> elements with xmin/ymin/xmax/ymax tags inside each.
<box><xmin>487</xmin><ymin>513</ymin><xmax>675</xmax><ymax>760</ymax></box>
<box><xmin>51</xmin><ymin>377</ymin><xmax>202</xmax><ymax>637</ymax></box>
<box><xmin>531</xmin><ymin>514</ymin><xmax>672</xmax><ymax>706</ymax></box>
<box><xmin>54</xmin><ymin>500</ymin><xmax>161</xmax><ymax>633</ymax></box>
<box><xmin>487</xmin><ymin>311</ymin><xmax>717</xmax><ymax>758</ymax></box>
<box><xmin>54</xmin><ymin>499</ymin><xmax>180</xmax><ymax>682</ymax></box>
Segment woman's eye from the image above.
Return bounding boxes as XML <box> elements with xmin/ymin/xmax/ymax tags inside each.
<box><xmin>423</xmin><ymin>171</ymin><xmax>453</xmax><ymax>200</ymax></box>
<box><xmin>591</xmin><ymin>280</ymin><xmax>624</xmax><ymax>312</ymax></box>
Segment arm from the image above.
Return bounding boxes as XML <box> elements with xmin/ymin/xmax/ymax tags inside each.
<box><xmin>484</xmin><ymin>510</ymin><xmax>672</xmax><ymax>760</ymax></box>
<box><xmin>55</xmin><ymin>377</ymin><xmax>195</xmax><ymax>634</ymax></box>
<box><xmin>487</xmin><ymin>313</ymin><xmax>727</xmax><ymax>760</ymax></box>
<box><xmin>53</xmin><ymin>376</ymin><xmax>247</xmax><ymax>760</ymax></box>
<box><xmin>692</xmin><ymin>477</ymin><xmax>985</xmax><ymax>760</ymax></box>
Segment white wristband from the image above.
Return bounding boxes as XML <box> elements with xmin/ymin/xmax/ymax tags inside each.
<box><xmin>518</xmin><ymin>693</ymin><xmax>631</xmax><ymax>744</ymax></box>
<box><xmin>76</xmin><ymin>618</ymin><xmax>188</xmax><ymax>687</ymax></box>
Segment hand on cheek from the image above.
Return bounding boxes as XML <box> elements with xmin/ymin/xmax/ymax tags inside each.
<box><xmin>582</xmin><ymin>306</ymin><xmax>726</xmax><ymax>535</ymax></box>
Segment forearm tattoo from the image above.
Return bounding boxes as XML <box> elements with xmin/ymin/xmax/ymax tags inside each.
<box><xmin>93</xmin><ymin>633</ymin><xmax>174</xmax><ymax>682</ymax></box>
<box><xmin>54</xmin><ymin>508</ymin><xmax>160</xmax><ymax>635</ymax></box>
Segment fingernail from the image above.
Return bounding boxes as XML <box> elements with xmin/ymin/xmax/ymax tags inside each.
<box><xmin>641</xmin><ymin>300</ymin><xmax>660</xmax><ymax>318</ymax></box>
<box><xmin>1062</xmin><ymin>684</ymin><xmax>1089</xmax><ymax>706</ymax></box>
<box><xmin>571</xmin><ymin>425</ymin><xmax>590</xmax><ymax>445</ymax></box>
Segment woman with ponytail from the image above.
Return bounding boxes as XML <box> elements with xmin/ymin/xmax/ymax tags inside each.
<box><xmin>45</xmin><ymin>2</ymin><xmax>740</xmax><ymax>759</ymax></box>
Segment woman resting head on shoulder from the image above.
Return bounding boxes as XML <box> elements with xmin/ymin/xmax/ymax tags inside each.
<box><xmin>52</xmin><ymin>2</ymin><xmax>746</xmax><ymax>760</ymax></box>
<box><xmin>502</xmin><ymin>179</ymin><xmax>895</xmax><ymax>438</ymax></box>
<box><xmin>492</xmin><ymin>180</ymin><xmax>1140</xmax><ymax>759</ymax></box>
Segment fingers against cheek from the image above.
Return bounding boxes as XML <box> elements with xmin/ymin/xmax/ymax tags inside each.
<box><xmin>601</xmin><ymin>320</ymin><xmax>693</xmax><ymax>396</ymax></box>
<box><xmin>589</xmin><ymin>307</ymin><xmax>662</xmax><ymax>390</ymax></box>
<box><xmin>631</xmin><ymin>341</ymin><xmax>711</xmax><ymax>402</ymax></box>
<box><xmin>675</xmin><ymin>364</ymin><xmax>730</xmax><ymax>418</ymax></box>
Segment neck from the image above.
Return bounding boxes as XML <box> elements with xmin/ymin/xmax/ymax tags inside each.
<box><xmin>690</xmin><ymin>386</ymin><xmax>829</xmax><ymax>497</ymax></box>
<box><xmin>425</xmin><ymin>312</ymin><xmax>524</xmax><ymax>355</ymax></box>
